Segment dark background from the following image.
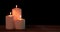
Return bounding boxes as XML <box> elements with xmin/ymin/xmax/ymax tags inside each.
<box><xmin>0</xmin><ymin>0</ymin><xmax>60</xmax><ymax>25</ymax></box>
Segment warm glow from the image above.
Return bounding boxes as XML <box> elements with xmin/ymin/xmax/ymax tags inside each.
<box><xmin>10</xmin><ymin>12</ymin><xmax>11</xmax><ymax>15</ymax></box>
<box><xmin>20</xmin><ymin>15</ymin><xmax>22</xmax><ymax>20</ymax></box>
<box><xmin>19</xmin><ymin>15</ymin><xmax>23</xmax><ymax>20</ymax></box>
<box><xmin>20</xmin><ymin>15</ymin><xmax>21</xmax><ymax>18</ymax></box>
<box><xmin>8</xmin><ymin>12</ymin><xmax>12</xmax><ymax>17</ymax></box>
<box><xmin>16</xmin><ymin>5</ymin><xmax>17</xmax><ymax>8</ymax></box>
<box><xmin>12</xmin><ymin>8</ymin><xmax>22</xmax><ymax>20</ymax></box>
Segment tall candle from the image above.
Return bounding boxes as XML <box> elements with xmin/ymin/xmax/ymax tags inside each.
<box><xmin>6</xmin><ymin>12</ymin><xmax>14</xmax><ymax>29</ymax></box>
<box><xmin>12</xmin><ymin>5</ymin><xmax>22</xmax><ymax>20</ymax></box>
<box><xmin>12</xmin><ymin>5</ymin><xmax>25</xmax><ymax>29</ymax></box>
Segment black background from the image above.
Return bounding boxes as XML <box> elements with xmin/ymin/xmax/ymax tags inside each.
<box><xmin>0</xmin><ymin>0</ymin><xmax>60</xmax><ymax>25</ymax></box>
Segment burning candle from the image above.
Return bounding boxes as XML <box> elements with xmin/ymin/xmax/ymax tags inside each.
<box><xmin>14</xmin><ymin>16</ymin><xmax>25</xmax><ymax>29</ymax></box>
<box><xmin>6</xmin><ymin>12</ymin><xmax>14</xmax><ymax>29</ymax></box>
<box><xmin>12</xmin><ymin>5</ymin><xmax>22</xmax><ymax>21</ymax></box>
<box><xmin>5</xmin><ymin>5</ymin><xmax>25</xmax><ymax>30</ymax></box>
<box><xmin>12</xmin><ymin>5</ymin><xmax>25</xmax><ymax>29</ymax></box>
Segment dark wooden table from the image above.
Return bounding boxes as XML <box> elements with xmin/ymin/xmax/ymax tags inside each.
<box><xmin>0</xmin><ymin>25</ymin><xmax>60</xmax><ymax>32</ymax></box>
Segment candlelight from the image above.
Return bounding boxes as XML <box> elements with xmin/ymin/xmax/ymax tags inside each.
<box><xmin>10</xmin><ymin>12</ymin><xmax>11</xmax><ymax>15</ymax></box>
<box><xmin>8</xmin><ymin>12</ymin><xmax>12</xmax><ymax>17</ymax></box>
<box><xmin>16</xmin><ymin>5</ymin><xmax>17</xmax><ymax>8</ymax></box>
<box><xmin>19</xmin><ymin>15</ymin><xmax>23</xmax><ymax>20</ymax></box>
<box><xmin>6</xmin><ymin>5</ymin><xmax>25</xmax><ymax>29</ymax></box>
<box><xmin>20</xmin><ymin>15</ymin><xmax>22</xmax><ymax>20</ymax></box>
<box><xmin>20</xmin><ymin>15</ymin><xmax>21</xmax><ymax>18</ymax></box>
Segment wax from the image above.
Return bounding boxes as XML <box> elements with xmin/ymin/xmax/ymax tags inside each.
<box><xmin>12</xmin><ymin>7</ymin><xmax>22</xmax><ymax>20</ymax></box>
<box><xmin>6</xmin><ymin>5</ymin><xmax>25</xmax><ymax>30</ymax></box>
<box><xmin>14</xmin><ymin>19</ymin><xmax>25</xmax><ymax>29</ymax></box>
<box><xmin>6</xmin><ymin>15</ymin><xmax>14</xmax><ymax>29</ymax></box>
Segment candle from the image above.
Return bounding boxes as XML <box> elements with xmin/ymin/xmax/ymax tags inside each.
<box><xmin>5</xmin><ymin>5</ymin><xmax>25</xmax><ymax>30</ymax></box>
<box><xmin>6</xmin><ymin>12</ymin><xmax>14</xmax><ymax>29</ymax></box>
<box><xmin>12</xmin><ymin>5</ymin><xmax>22</xmax><ymax>20</ymax></box>
<box><xmin>14</xmin><ymin>16</ymin><xmax>25</xmax><ymax>29</ymax></box>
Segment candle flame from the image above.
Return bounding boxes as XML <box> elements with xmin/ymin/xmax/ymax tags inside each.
<box><xmin>20</xmin><ymin>15</ymin><xmax>21</xmax><ymax>18</ymax></box>
<box><xmin>10</xmin><ymin>12</ymin><xmax>11</xmax><ymax>15</ymax></box>
<box><xmin>16</xmin><ymin>5</ymin><xmax>17</xmax><ymax>8</ymax></box>
<box><xmin>20</xmin><ymin>15</ymin><xmax>23</xmax><ymax>20</ymax></box>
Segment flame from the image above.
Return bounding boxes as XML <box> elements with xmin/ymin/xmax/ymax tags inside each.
<box><xmin>10</xmin><ymin>12</ymin><xmax>11</xmax><ymax>15</ymax></box>
<box><xmin>16</xmin><ymin>5</ymin><xmax>17</xmax><ymax>8</ymax></box>
<box><xmin>20</xmin><ymin>15</ymin><xmax>23</xmax><ymax>20</ymax></box>
<box><xmin>20</xmin><ymin>15</ymin><xmax>21</xmax><ymax>18</ymax></box>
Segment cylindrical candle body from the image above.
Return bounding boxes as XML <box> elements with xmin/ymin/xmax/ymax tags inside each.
<box><xmin>6</xmin><ymin>15</ymin><xmax>14</xmax><ymax>29</ymax></box>
<box><xmin>14</xmin><ymin>19</ymin><xmax>25</xmax><ymax>29</ymax></box>
<box><xmin>12</xmin><ymin>8</ymin><xmax>22</xmax><ymax>20</ymax></box>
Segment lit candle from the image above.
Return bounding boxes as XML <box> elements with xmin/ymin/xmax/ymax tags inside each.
<box><xmin>6</xmin><ymin>12</ymin><xmax>14</xmax><ymax>29</ymax></box>
<box><xmin>12</xmin><ymin>5</ymin><xmax>22</xmax><ymax>20</ymax></box>
<box><xmin>12</xmin><ymin>5</ymin><xmax>25</xmax><ymax>29</ymax></box>
<box><xmin>14</xmin><ymin>16</ymin><xmax>25</xmax><ymax>29</ymax></box>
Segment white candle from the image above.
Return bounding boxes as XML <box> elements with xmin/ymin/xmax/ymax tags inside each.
<box><xmin>14</xmin><ymin>19</ymin><xmax>25</xmax><ymax>29</ymax></box>
<box><xmin>6</xmin><ymin>12</ymin><xmax>14</xmax><ymax>29</ymax></box>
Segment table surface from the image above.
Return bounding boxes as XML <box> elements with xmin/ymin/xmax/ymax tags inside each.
<box><xmin>0</xmin><ymin>25</ymin><xmax>60</xmax><ymax>32</ymax></box>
